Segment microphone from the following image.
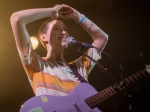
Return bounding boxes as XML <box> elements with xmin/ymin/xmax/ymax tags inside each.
<box><xmin>65</xmin><ymin>37</ymin><xmax>94</xmax><ymax>48</ymax></box>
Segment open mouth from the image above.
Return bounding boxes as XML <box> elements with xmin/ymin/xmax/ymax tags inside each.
<box><xmin>58</xmin><ymin>36</ymin><xmax>67</xmax><ymax>40</ymax></box>
<box><xmin>57</xmin><ymin>37</ymin><xmax>67</xmax><ymax>42</ymax></box>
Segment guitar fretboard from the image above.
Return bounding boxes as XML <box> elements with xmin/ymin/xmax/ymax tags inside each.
<box><xmin>85</xmin><ymin>69</ymin><xmax>150</xmax><ymax>108</ymax></box>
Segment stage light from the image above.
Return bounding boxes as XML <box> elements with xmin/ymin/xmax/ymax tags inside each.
<box><xmin>30</xmin><ymin>36</ymin><xmax>39</xmax><ymax>50</ymax></box>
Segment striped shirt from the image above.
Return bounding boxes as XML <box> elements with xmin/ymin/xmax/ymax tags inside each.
<box><xmin>17</xmin><ymin>43</ymin><xmax>101</xmax><ymax>96</ymax></box>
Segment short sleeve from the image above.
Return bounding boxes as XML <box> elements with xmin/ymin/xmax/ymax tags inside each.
<box><xmin>71</xmin><ymin>48</ymin><xmax>101</xmax><ymax>80</ymax></box>
<box><xmin>17</xmin><ymin>42</ymin><xmax>39</xmax><ymax>80</ymax></box>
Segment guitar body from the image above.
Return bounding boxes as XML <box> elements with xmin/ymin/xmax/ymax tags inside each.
<box><xmin>20</xmin><ymin>83</ymin><xmax>101</xmax><ymax>112</ymax></box>
<box><xmin>20</xmin><ymin>67</ymin><xmax>150</xmax><ymax>112</ymax></box>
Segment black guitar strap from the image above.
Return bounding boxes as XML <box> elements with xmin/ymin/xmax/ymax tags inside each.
<box><xmin>69</xmin><ymin>64</ymin><xmax>88</xmax><ymax>83</ymax></box>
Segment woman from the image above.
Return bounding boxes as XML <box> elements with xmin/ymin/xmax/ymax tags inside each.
<box><xmin>10</xmin><ymin>4</ymin><xmax>108</xmax><ymax>108</ymax></box>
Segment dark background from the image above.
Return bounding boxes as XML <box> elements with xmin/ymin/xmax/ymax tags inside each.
<box><xmin>0</xmin><ymin>0</ymin><xmax>150</xmax><ymax>112</ymax></box>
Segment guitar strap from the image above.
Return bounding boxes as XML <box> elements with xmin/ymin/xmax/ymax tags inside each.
<box><xmin>69</xmin><ymin>64</ymin><xmax>88</xmax><ymax>83</ymax></box>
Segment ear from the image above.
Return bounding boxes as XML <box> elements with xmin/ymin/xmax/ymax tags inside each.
<box><xmin>40</xmin><ymin>33</ymin><xmax>47</xmax><ymax>41</ymax></box>
<box><xmin>40</xmin><ymin>33</ymin><xmax>49</xmax><ymax>45</ymax></box>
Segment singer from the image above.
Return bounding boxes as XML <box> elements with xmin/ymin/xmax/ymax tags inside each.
<box><xmin>10</xmin><ymin>4</ymin><xmax>108</xmax><ymax>111</ymax></box>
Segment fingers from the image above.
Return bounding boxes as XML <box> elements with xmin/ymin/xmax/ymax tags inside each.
<box><xmin>53</xmin><ymin>4</ymin><xmax>76</xmax><ymax>20</ymax></box>
<box><xmin>52</xmin><ymin>4</ymin><xmax>64</xmax><ymax>18</ymax></box>
<box><xmin>59</xmin><ymin>5</ymin><xmax>74</xmax><ymax>17</ymax></box>
<box><xmin>54</xmin><ymin>4</ymin><xmax>74</xmax><ymax>13</ymax></box>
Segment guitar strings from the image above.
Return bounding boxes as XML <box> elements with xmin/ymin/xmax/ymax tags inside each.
<box><xmin>61</xmin><ymin>101</ymin><xmax>83</xmax><ymax>112</ymax></box>
<box><xmin>61</xmin><ymin>101</ymin><xmax>95</xmax><ymax>112</ymax></box>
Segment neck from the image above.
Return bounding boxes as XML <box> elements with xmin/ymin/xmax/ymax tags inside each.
<box><xmin>46</xmin><ymin>45</ymin><xmax>64</xmax><ymax>61</ymax></box>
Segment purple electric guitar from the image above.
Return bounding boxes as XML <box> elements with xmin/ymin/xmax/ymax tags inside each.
<box><xmin>20</xmin><ymin>66</ymin><xmax>150</xmax><ymax>112</ymax></box>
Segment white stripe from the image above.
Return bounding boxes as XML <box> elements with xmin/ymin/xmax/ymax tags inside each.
<box><xmin>36</xmin><ymin>87</ymin><xmax>68</xmax><ymax>96</ymax></box>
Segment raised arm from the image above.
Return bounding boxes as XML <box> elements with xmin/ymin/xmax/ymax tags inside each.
<box><xmin>58</xmin><ymin>5</ymin><xmax>108</xmax><ymax>52</ymax></box>
<box><xmin>75</xmin><ymin>13</ymin><xmax>108</xmax><ymax>51</ymax></box>
<box><xmin>10</xmin><ymin>5</ymin><xmax>64</xmax><ymax>54</ymax></box>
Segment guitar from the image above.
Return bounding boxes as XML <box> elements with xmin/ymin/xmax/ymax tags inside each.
<box><xmin>20</xmin><ymin>66</ymin><xmax>150</xmax><ymax>112</ymax></box>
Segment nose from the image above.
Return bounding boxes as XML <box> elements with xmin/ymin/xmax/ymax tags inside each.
<box><xmin>61</xmin><ymin>30</ymin><xmax>67</xmax><ymax>34</ymax></box>
<box><xmin>61</xmin><ymin>29</ymin><xmax>68</xmax><ymax>37</ymax></box>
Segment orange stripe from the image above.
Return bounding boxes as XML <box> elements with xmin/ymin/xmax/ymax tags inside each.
<box><xmin>31</xmin><ymin>72</ymin><xmax>79</xmax><ymax>94</ymax></box>
<box><xmin>36</xmin><ymin>85</ymin><xmax>71</xmax><ymax>94</ymax></box>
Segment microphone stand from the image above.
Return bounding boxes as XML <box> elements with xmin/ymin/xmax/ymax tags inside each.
<box><xmin>77</xmin><ymin>47</ymin><xmax>143</xmax><ymax>112</ymax></box>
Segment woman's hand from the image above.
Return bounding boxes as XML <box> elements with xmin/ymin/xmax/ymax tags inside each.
<box><xmin>52</xmin><ymin>4</ymin><xmax>80</xmax><ymax>20</ymax></box>
<box><xmin>52</xmin><ymin>4</ymin><xmax>65</xmax><ymax>18</ymax></box>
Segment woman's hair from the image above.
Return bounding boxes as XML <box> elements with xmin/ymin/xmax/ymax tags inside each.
<box><xmin>38</xmin><ymin>18</ymin><xmax>55</xmax><ymax>49</ymax></box>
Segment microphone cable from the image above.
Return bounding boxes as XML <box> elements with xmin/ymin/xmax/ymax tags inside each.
<box><xmin>94</xmin><ymin>47</ymin><xmax>123</xmax><ymax>80</ymax></box>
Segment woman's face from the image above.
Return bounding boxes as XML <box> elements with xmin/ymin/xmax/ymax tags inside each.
<box><xmin>46</xmin><ymin>20</ymin><xmax>69</xmax><ymax>49</ymax></box>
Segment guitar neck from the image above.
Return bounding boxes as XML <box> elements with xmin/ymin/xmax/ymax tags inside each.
<box><xmin>85</xmin><ymin>69</ymin><xmax>150</xmax><ymax>109</ymax></box>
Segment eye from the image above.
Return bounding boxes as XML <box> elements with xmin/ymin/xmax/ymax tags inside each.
<box><xmin>54</xmin><ymin>27</ymin><xmax>59</xmax><ymax>30</ymax></box>
<box><xmin>64</xmin><ymin>28</ymin><xmax>68</xmax><ymax>31</ymax></box>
